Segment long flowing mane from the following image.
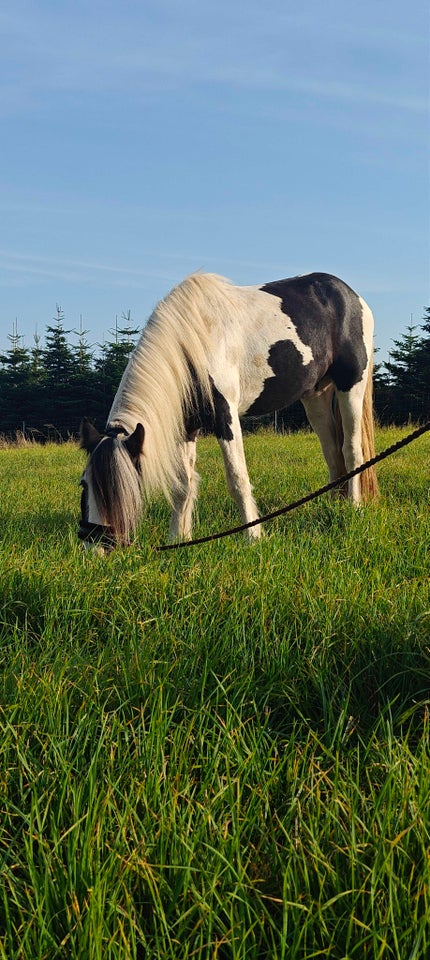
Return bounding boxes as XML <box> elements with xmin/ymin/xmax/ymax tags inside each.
<box><xmin>108</xmin><ymin>273</ymin><xmax>235</xmax><ymax>499</ymax></box>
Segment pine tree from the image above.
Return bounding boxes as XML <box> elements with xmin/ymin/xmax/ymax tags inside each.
<box><xmin>381</xmin><ymin>325</ymin><xmax>422</xmax><ymax>421</ymax></box>
<box><xmin>37</xmin><ymin>306</ymin><xmax>80</xmax><ymax>435</ymax></box>
<box><xmin>29</xmin><ymin>328</ymin><xmax>45</xmax><ymax>385</ymax></box>
<box><xmin>0</xmin><ymin>321</ymin><xmax>32</xmax><ymax>433</ymax></box>
<box><xmin>73</xmin><ymin>316</ymin><xmax>94</xmax><ymax>379</ymax></box>
<box><xmin>372</xmin><ymin>346</ymin><xmax>392</xmax><ymax>424</ymax></box>
<box><xmin>0</xmin><ymin>321</ymin><xmax>31</xmax><ymax>387</ymax></box>
<box><xmin>43</xmin><ymin>305</ymin><xmax>76</xmax><ymax>387</ymax></box>
<box><xmin>383</xmin><ymin>325</ymin><xmax>420</xmax><ymax>385</ymax></box>
<box><xmin>376</xmin><ymin>313</ymin><xmax>430</xmax><ymax>423</ymax></box>
<box><xmin>94</xmin><ymin>312</ymin><xmax>139</xmax><ymax>418</ymax></box>
<box><xmin>413</xmin><ymin>307</ymin><xmax>430</xmax><ymax>417</ymax></box>
<box><xmin>64</xmin><ymin>316</ymin><xmax>102</xmax><ymax>429</ymax></box>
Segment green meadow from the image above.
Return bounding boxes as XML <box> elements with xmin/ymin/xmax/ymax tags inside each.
<box><xmin>0</xmin><ymin>427</ymin><xmax>429</xmax><ymax>959</ymax></box>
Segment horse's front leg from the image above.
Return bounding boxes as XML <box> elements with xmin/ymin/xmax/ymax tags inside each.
<box><xmin>168</xmin><ymin>435</ymin><xmax>199</xmax><ymax>541</ymax></box>
<box><xmin>217</xmin><ymin>408</ymin><xmax>261</xmax><ymax>540</ymax></box>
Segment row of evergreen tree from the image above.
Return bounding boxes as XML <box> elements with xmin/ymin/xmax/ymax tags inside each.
<box><xmin>0</xmin><ymin>308</ymin><xmax>140</xmax><ymax>438</ymax></box>
<box><xmin>373</xmin><ymin>310</ymin><xmax>430</xmax><ymax>425</ymax></box>
<box><xmin>0</xmin><ymin>305</ymin><xmax>429</xmax><ymax>439</ymax></box>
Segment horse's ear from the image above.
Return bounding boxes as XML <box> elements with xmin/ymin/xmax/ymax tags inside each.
<box><xmin>80</xmin><ymin>418</ymin><xmax>103</xmax><ymax>453</ymax></box>
<box><xmin>124</xmin><ymin>423</ymin><xmax>145</xmax><ymax>461</ymax></box>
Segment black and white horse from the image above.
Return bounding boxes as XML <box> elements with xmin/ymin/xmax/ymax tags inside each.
<box><xmin>79</xmin><ymin>272</ymin><xmax>379</xmax><ymax>549</ymax></box>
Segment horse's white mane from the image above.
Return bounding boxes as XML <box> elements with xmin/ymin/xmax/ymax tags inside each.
<box><xmin>108</xmin><ymin>272</ymin><xmax>236</xmax><ymax>499</ymax></box>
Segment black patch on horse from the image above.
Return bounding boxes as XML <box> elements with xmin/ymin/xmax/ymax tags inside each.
<box><xmin>246</xmin><ymin>339</ymin><xmax>319</xmax><ymax>416</ymax></box>
<box><xmin>185</xmin><ymin>375</ymin><xmax>234</xmax><ymax>441</ymax></box>
<box><xmin>248</xmin><ymin>273</ymin><xmax>368</xmax><ymax>413</ymax></box>
<box><xmin>80</xmin><ymin>478</ymin><xmax>89</xmax><ymax>523</ymax></box>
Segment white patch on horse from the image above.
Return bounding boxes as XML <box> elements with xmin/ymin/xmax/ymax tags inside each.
<box><xmin>236</xmin><ymin>286</ymin><xmax>314</xmax><ymax>414</ymax></box>
<box><xmin>85</xmin><ymin>466</ymin><xmax>103</xmax><ymax>525</ymax></box>
<box><xmin>358</xmin><ymin>296</ymin><xmax>374</xmax><ymax>374</ymax></box>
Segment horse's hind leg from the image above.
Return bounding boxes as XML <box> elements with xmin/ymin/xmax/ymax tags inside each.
<box><xmin>217</xmin><ymin>409</ymin><xmax>261</xmax><ymax>540</ymax></box>
<box><xmin>169</xmin><ymin>436</ymin><xmax>199</xmax><ymax>540</ymax></box>
<box><xmin>335</xmin><ymin>381</ymin><xmax>368</xmax><ymax>504</ymax></box>
<box><xmin>302</xmin><ymin>385</ymin><xmax>347</xmax><ymax>493</ymax></box>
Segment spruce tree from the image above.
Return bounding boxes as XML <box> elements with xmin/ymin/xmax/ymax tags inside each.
<box><xmin>67</xmin><ymin>317</ymin><xmax>101</xmax><ymax>427</ymax></box>
<box><xmin>413</xmin><ymin>307</ymin><xmax>430</xmax><ymax>418</ymax></box>
<box><xmin>382</xmin><ymin>325</ymin><xmax>422</xmax><ymax>422</ymax></box>
<box><xmin>0</xmin><ymin>321</ymin><xmax>31</xmax><ymax>388</ymax></box>
<box><xmin>94</xmin><ymin>312</ymin><xmax>139</xmax><ymax>422</ymax></box>
<box><xmin>39</xmin><ymin>306</ymin><xmax>78</xmax><ymax>435</ymax></box>
<box><xmin>23</xmin><ymin>329</ymin><xmax>48</xmax><ymax>436</ymax></box>
<box><xmin>29</xmin><ymin>328</ymin><xmax>45</xmax><ymax>386</ymax></box>
<box><xmin>43</xmin><ymin>306</ymin><xmax>76</xmax><ymax>387</ymax></box>
<box><xmin>0</xmin><ymin>322</ymin><xmax>32</xmax><ymax>433</ymax></box>
<box><xmin>73</xmin><ymin>316</ymin><xmax>94</xmax><ymax>379</ymax></box>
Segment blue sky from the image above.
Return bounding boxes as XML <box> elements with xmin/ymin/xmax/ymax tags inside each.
<box><xmin>1</xmin><ymin>0</ymin><xmax>429</xmax><ymax>363</ymax></box>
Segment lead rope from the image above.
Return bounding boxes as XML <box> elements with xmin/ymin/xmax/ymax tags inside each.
<box><xmin>156</xmin><ymin>421</ymin><xmax>430</xmax><ymax>552</ymax></box>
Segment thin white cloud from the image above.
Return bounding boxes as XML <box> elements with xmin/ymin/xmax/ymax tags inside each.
<box><xmin>0</xmin><ymin>250</ymin><xmax>158</xmax><ymax>287</ymax></box>
<box><xmin>0</xmin><ymin>1</ymin><xmax>427</xmax><ymax>117</ymax></box>
<box><xmin>0</xmin><ymin>247</ymin><xmax>423</xmax><ymax>299</ymax></box>
<box><xmin>205</xmin><ymin>67</ymin><xmax>427</xmax><ymax>114</ymax></box>
<box><xmin>0</xmin><ymin>249</ymin><xmax>215</xmax><ymax>289</ymax></box>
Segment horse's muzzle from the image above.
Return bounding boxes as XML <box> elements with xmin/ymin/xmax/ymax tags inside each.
<box><xmin>78</xmin><ymin>520</ymin><xmax>116</xmax><ymax>552</ymax></box>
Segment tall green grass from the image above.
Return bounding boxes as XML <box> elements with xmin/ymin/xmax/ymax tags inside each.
<box><xmin>0</xmin><ymin>427</ymin><xmax>429</xmax><ymax>958</ymax></box>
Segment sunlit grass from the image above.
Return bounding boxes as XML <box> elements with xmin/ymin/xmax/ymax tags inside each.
<box><xmin>0</xmin><ymin>427</ymin><xmax>429</xmax><ymax>958</ymax></box>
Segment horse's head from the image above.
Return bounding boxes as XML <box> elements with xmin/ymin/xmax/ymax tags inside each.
<box><xmin>78</xmin><ymin>418</ymin><xmax>145</xmax><ymax>551</ymax></box>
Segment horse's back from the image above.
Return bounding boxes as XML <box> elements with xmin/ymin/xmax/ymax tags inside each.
<box><xmin>228</xmin><ymin>273</ymin><xmax>373</xmax><ymax>416</ymax></box>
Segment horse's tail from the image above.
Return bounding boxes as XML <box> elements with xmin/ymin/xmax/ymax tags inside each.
<box><xmin>359</xmin><ymin>355</ymin><xmax>379</xmax><ymax>499</ymax></box>
<box><xmin>334</xmin><ymin>356</ymin><xmax>379</xmax><ymax>500</ymax></box>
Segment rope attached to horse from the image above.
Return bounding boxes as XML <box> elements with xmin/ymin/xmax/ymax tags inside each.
<box><xmin>157</xmin><ymin>421</ymin><xmax>430</xmax><ymax>552</ymax></box>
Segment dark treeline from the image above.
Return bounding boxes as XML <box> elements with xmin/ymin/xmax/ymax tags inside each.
<box><xmin>0</xmin><ymin>307</ymin><xmax>139</xmax><ymax>440</ymax></box>
<box><xmin>1</xmin><ymin>306</ymin><xmax>429</xmax><ymax>439</ymax></box>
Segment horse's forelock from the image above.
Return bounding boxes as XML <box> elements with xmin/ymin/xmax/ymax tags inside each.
<box><xmin>90</xmin><ymin>437</ymin><xmax>142</xmax><ymax>543</ymax></box>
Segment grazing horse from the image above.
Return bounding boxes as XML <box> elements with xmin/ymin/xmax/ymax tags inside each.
<box><xmin>79</xmin><ymin>272</ymin><xmax>379</xmax><ymax>549</ymax></box>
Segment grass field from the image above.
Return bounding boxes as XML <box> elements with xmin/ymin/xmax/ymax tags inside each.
<box><xmin>0</xmin><ymin>426</ymin><xmax>429</xmax><ymax>959</ymax></box>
